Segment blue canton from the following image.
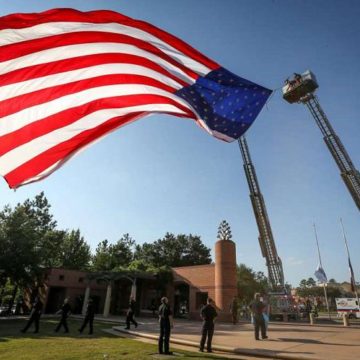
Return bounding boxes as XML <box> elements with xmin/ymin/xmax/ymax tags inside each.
<box><xmin>175</xmin><ymin>67</ymin><xmax>272</xmax><ymax>141</ymax></box>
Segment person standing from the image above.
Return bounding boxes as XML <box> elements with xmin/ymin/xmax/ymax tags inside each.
<box><xmin>21</xmin><ymin>296</ymin><xmax>43</xmax><ymax>333</ymax></box>
<box><xmin>78</xmin><ymin>298</ymin><xmax>95</xmax><ymax>335</ymax></box>
<box><xmin>125</xmin><ymin>296</ymin><xmax>138</xmax><ymax>329</ymax></box>
<box><xmin>199</xmin><ymin>298</ymin><xmax>217</xmax><ymax>353</ymax></box>
<box><xmin>158</xmin><ymin>297</ymin><xmax>173</xmax><ymax>355</ymax></box>
<box><xmin>305</xmin><ymin>298</ymin><xmax>312</xmax><ymax>320</ymax></box>
<box><xmin>55</xmin><ymin>298</ymin><xmax>72</xmax><ymax>333</ymax></box>
<box><xmin>230</xmin><ymin>296</ymin><xmax>238</xmax><ymax>324</ymax></box>
<box><xmin>151</xmin><ymin>298</ymin><xmax>157</xmax><ymax>318</ymax></box>
<box><xmin>250</xmin><ymin>293</ymin><xmax>267</xmax><ymax>340</ymax></box>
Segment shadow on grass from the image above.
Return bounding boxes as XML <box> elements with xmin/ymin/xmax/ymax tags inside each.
<box><xmin>0</xmin><ymin>318</ymin><xmax>232</xmax><ymax>360</ymax></box>
<box><xmin>0</xmin><ymin>318</ymin><xmax>115</xmax><ymax>340</ymax></box>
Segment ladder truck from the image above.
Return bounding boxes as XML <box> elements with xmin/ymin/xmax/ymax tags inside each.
<box><xmin>238</xmin><ymin>136</ymin><xmax>285</xmax><ymax>291</ymax></box>
<box><xmin>283</xmin><ymin>70</ymin><xmax>360</xmax><ymax>211</ymax></box>
<box><xmin>238</xmin><ymin>137</ymin><xmax>296</xmax><ymax>320</ymax></box>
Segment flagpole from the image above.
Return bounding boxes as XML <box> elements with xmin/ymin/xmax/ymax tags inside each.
<box><xmin>313</xmin><ymin>223</ymin><xmax>331</xmax><ymax>320</ymax></box>
<box><xmin>340</xmin><ymin>218</ymin><xmax>360</xmax><ymax>307</ymax></box>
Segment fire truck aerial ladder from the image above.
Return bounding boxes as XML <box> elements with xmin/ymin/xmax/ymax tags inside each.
<box><xmin>238</xmin><ymin>136</ymin><xmax>285</xmax><ymax>292</ymax></box>
<box><xmin>283</xmin><ymin>70</ymin><xmax>360</xmax><ymax>211</ymax></box>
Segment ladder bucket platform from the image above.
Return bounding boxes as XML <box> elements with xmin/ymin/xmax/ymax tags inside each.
<box><xmin>282</xmin><ymin>70</ymin><xmax>318</xmax><ymax>103</ymax></box>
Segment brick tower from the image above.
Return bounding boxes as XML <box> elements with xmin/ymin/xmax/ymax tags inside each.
<box><xmin>215</xmin><ymin>220</ymin><xmax>237</xmax><ymax>321</ymax></box>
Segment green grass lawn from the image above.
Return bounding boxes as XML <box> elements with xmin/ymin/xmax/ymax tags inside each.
<box><xmin>0</xmin><ymin>318</ymin><xmax>226</xmax><ymax>360</ymax></box>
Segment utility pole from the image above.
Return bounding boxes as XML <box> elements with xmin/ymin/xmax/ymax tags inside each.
<box><xmin>313</xmin><ymin>223</ymin><xmax>331</xmax><ymax>320</ymax></box>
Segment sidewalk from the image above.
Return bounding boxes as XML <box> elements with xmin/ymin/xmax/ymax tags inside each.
<box><xmin>113</xmin><ymin>318</ymin><xmax>360</xmax><ymax>360</ymax></box>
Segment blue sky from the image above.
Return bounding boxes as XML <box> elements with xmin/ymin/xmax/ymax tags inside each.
<box><xmin>1</xmin><ymin>0</ymin><xmax>359</xmax><ymax>287</ymax></box>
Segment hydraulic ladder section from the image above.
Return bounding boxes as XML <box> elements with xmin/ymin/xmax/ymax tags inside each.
<box><xmin>304</xmin><ymin>94</ymin><xmax>360</xmax><ymax>211</ymax></box>
<box><xmin>238</xmin><ymin>136</ymin><xmax>285</xmax><ymax>291</ymax></box>
<box><xmin>282</xmin><ymin>70</ymin><xmax>360</xmax><ymax>211</ymax></box>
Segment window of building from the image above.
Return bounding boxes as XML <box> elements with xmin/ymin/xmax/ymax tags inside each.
<box><xmin>78</xmin><ymin>277</ymin><xmax>84</xmax><ymax>283</ymax></box>
<box><xmin>59</xmin><ymin>275</ymin><xmax>65</xmax><ymax>281</ymax></box>
<box><xmin>196</xmin><ymin>292</ymin><xmax>208</xmax><ymax>309</ymax></box>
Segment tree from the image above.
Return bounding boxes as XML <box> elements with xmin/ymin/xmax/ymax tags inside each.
<box><xmin>39</xmin><ymin>230</ymin><xmax>66</xmax><ymax>268</ymax></box>
<box><xmin>60</xmin><ymin>229</ymin><xmax>91</xmax><ymax>270</ymax></box>
<box><xmin>299</xmin><ymin>278</ymin><xmax>317</xmax><ymax>289</ymax></box>
<box><xmin>237</xmin><ymin>264</ymin><xmax>269</xmax><ymax>303</ymax></box>
<box><xmin>180</xmin><ymin>234</ymin><xmax>212</xmax><ymax>266</ymax></box>
<box><xmin>134</xmin><ymin>233</ymin><xmax>211</xmax><ymax>268</ymax></box>
<box><xmin>306</xmin><ymin>278</ymin><xmax>316</xmax><ymax>287</ymax></box>
<box><xmin>23</xmin><ymin>192</ymin><xmax>57</xmax><ymax>233</ymax></box>
<box><xmin>110</xmin><ymin>233</ymin><xmax>135</xmax><ymax>268</ymax></box>
<box><xmin>92</xmin><ymin>240</ymin><xmax>112</xmax><ymax>271</ymax></box>
<box><xmin>0</xmin><ymin>205</ymin><xmax>40</xmax><ymax>310</ymax></box>
<box><xmin>92</xmin><ymin>234</ymin><xmax>135</xmax><ymax>271</ymax></box>
<box><xmin>296</xmin><ymin>285</ymin><xmax>323</xmax><ymax>298</ymax></box>
<box><xmin>0</xmin><ymin>193</ymin><xmax>83</xmax><ymax>309</ymax></box>
<box><xmin>0</xmin><ymin>205</ymin><xmax>37</xmax><ymax>281</ymax></box>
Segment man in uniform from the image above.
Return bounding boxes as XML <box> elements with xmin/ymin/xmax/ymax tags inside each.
<box><xmin>250</xmin><ymin>293</ymin><xmax>268</xmax><ymax>340</ymax></box>
<box><xmin>54</xmin><ymin>297</ymin><xmax>72</xmax><ymax>333</ymax></box>
<box><xmin>158</xmin><ymin>296</ymin><xmax>173</xmax><ymax>355</ymax></box>
<box><xmin>21</xmin><ymin>296</ymin><xmax>43</xmax><ymax>333</ymax></box>
<box><xmin>125</xmin><ymin>296</ymin><xmax>138</xmax><ymax>329</ymax></box>
<box><xmin>200</xmin><ymin>298</ymin><xmax>217</xmax><ymax>353</ymax></box>
<box><xmin>230</xmin><ymin>296</ymin><xmax>238</xmax><ymax>324</ymax></box>
<box><xmin>78</xmin><ymin>298</ymin><xmax>95</xmax><ymax>335</ymax></box>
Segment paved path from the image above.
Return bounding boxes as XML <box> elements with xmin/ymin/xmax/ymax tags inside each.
<box><xmin>113</xmin><ymin>318</ymin><xmax>360</xmax><ymax>360</ymax></box>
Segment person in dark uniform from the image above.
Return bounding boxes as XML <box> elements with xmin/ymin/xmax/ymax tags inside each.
<box><xmin>125</xmin><ymin>296</ymin><xmax>138</xmax><ymax>329</ymax></box>
<box><xmin>151</xmin><ymin>298</ymin><xmax>157</xmax><ymax>317</ymax></box>
<box><xmin>78</xmin><ymin>298</ymin><xmax>95</xmax><ymax>335</ymax></box>
<box><xmin>249</xmin><ymin>293</ymin><xmax>267</xmax><ymax>340</ymax></box>
<box><xmin>230</xmin><ymin>296</ymin><xmax>238</xmax><ymax>324</ymax></box>
<box><xmin>21</xmin><ymin>296</ymin><xmax>43</xmax><ymax>333</ymax></box>
<box><xmin>199</xmin><ymin>297</ymin><xmax>217</xmax><ymax>353</ymax></box>
<box><xmin>54</xmin><ymin>298</ymin><xmax>72</xmax><ymax>333</ymax></box>
<box><xmin>158</xmin><ymin>296</ymin><xmax>173</xmax><ymax>355</ymax></box>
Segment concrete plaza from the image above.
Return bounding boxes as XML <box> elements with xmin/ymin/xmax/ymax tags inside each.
<box><xmin>113</xmin><ymin>318</ymin><xmax>360</xmax><ymax>360</ymax></box>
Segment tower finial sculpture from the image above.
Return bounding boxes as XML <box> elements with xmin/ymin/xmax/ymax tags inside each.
<box><xmin>217</xmin><ymin>220</ymin><xmax>232</xmax><ymax>241</ymax></box>
<box><xmin>215</xmin><ymin>220</ymin><xmax>237</xmax><ymax>321</ymax></box>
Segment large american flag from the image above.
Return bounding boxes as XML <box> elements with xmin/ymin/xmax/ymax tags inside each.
<box><xmin>0</xmin><ymin>8</ymin><xmax>271</xmax><ymax>189</ymax></box>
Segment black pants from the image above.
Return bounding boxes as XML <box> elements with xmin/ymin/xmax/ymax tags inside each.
<box><xmin>254</xmin><ymin>315</ymin><xmax>266</xmax><ymax>339</ymax></box>
<box><xmin>126</xmin><ymin>311</ymin><xmax>138</xmax><ymax>328</ymax></box>
<box><xmin>55</xmin><ymin>316</ymin><xmax>69</xmax><ymax>332</ymax></box>
<box><xmin>22</xmin><ymin>314</ymin><xmax>40</xmax><ymax>333</ymax></box>
<box><xmin>200</xmin><ymin>321</ymin><xmax>214</xmax><ymax>351</ymax></box>
<box><xmin>79</xmin><ymin>316</ymin><xmax>94</xmax><ymax>334</ymax></box>
<box><xmin>158</xmin><ymin>319</ymin><xmax>171</xmax><ymax>354</ymax></box>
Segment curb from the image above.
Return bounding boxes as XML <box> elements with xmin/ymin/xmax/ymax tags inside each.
<box><xmin>113</xmin><ymin>327</ymin><xmax>322</xmax><ymax>360</ymax></box>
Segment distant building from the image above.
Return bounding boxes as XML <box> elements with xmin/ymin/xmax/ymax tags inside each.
<box><xmin>35</xmin><ymin>235</ymin><xmax>238</xmax><ymax>321</ymax></box>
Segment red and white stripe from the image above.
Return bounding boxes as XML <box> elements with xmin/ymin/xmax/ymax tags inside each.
<box><xmin>0</xmin><ymin>8</ymin><xmax>219</xmax><ymax>188</ymax></box>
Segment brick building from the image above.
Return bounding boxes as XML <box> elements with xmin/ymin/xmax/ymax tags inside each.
<box><xmin>37</xmin><ymin>231</ymin><xmax>237</xmax><ymax>321</ymax></box>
